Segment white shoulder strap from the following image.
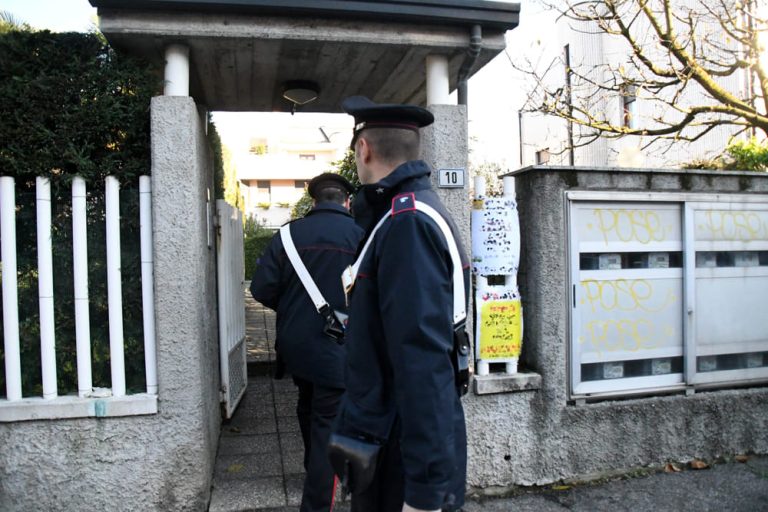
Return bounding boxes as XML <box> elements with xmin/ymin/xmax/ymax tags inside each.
<box><xmin>341</xmin><ymin>201</ymin><xmax>466</xmax><ymax>323</ymax></box>
<box><xmin>279</xmin><ymin>224</ymin><xmax>328</xmax><ymax>313</ymax></box>
<box><xmin>415</xmin><ymin>202</ymin><xmax>466</xmax><ymax>323</ymax></box>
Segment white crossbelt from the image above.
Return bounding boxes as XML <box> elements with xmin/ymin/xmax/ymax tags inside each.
<box><xmin>279</xmin><ymin>224</ymin><xmax>330</xmax><ymax>313</ymax></box>
<box><xmin>341</xmin><ymin>200</ymin><xmax>466</xmax><ymax>323</ymax></box>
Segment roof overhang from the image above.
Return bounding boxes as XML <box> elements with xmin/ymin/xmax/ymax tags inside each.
<box><xmin>90</xmin><ymin>0</ymin><xmax>520</xmax><ymax>112</ymax></box>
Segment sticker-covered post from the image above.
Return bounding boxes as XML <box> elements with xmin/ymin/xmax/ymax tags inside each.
<box><xmin>471</xmin><ymin>176</ymin><xmax>523</xmax><ymax>375</ymax></box>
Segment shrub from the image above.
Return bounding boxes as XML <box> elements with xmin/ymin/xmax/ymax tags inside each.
<box><xmin>726</xmin><ymin>137</ymin><xmax>768</xmax><ymax>172</ymax></box>
<box><xmin>243</xmin><ymin>216</ymin><xmax>275</xmax><ymax>281</ymax></box>
<box><xmin>0</xmin><ymin>30</ymin><xmax>160</xmax><ymax>396</ymax></box>
<box><xmin>682</xmin><ymin>137</ymin><xmax>768</xmax><ymax>172</ymax></box>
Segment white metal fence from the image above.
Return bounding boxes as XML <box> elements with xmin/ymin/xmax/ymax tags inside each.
<box><xmin>0</xmin><ymin>175</ymin><xmax>157</xmax><ymax>421</ymax></box>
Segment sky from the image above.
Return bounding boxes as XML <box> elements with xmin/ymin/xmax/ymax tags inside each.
<box><xmin>1</xmin><ymin>0</ymin><xmax>97</xmax><ymax>32</ymax></box>
<box><xmin>1</xmin><ymin>0</ymin><xmax>549</xmax><ymax>171</ymax></box>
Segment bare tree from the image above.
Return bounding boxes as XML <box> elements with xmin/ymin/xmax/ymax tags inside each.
<box><xmin>516</xmin><ymin>0</ymin><xmax>768</xmax><ymax>152</ymax></box>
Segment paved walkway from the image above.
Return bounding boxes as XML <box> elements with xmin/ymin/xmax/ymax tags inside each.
<box><xmin>208</xmin><ymin>286</ymin><xmax>768</xmax><ymax>511</ymax></box>
<box><xmin>209</xmin><ymin>285</ymin><xmax>350</xmax><ymax>512</ymax></box>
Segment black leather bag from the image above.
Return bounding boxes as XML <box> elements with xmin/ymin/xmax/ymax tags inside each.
<box><xmin>327</xmin><ymin>433</ymin><xmax>381</xmax><ymax>494</ymax></box>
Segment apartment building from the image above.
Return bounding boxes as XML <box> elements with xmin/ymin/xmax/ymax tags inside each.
<box><xmin>225</xmin><ymin>113</ymin><xmax>351</xmax><ymax>228</ymax></box>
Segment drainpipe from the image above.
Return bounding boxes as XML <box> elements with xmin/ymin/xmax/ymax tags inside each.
<box><xmin>457</xmin><ymin>24</ymin><xmax>482</xmax><ymax>106</ymax></box>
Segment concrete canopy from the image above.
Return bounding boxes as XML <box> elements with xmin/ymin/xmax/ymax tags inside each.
<box><xmin>89</xmin><ymin>0</ymin><xmax>520</xmax><ymax>112</ymax></box>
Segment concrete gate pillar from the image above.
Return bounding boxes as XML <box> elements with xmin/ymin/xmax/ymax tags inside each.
<box><xmin>421</xmin><ymin>104</ymin><xmax>470</xmax><ymax>258</ymax></box>
<box><xmin>149</xmin><ymin>95</ymin><xmax>221</xmax><ymax>508</ymax></box>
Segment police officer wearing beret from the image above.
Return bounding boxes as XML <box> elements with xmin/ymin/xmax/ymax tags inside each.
<box><xmin>250</xmin><ymin>173</ymin><xmax>363</xmax><ymax>512</ymax></box>
<box><xmin>333</xmin><ymin>96</ymin><xmax>469</xmax><ymax>512</ymax></box>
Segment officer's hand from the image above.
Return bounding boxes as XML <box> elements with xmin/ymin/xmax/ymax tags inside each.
<box><xmin>402</xmin><ymin>504</ymin><xmax>439</xmax><ymax>512</ymax></box>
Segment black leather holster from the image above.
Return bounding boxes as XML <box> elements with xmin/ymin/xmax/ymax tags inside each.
<box><xmin>453</xmin><ymin>323</ymin><xmax>470</xmax><ymax>396</ymax></box>
<box><xmin>320</xmin><ymin>305</ymin><xmax>348</xmax><ymax>344</ymax></box>
<box><xmin>327</xmin><ymin>433</ymin><xmax>381</xmax><ymax>494</ymax></box>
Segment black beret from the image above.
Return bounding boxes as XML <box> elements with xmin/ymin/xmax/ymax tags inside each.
<box><xmin>342</xmin><ymin>96</ymin><xmax>434</xmax><ymax>142</ymax></box>
<box><xmin>307</xmin><ymin>172</ymin><xmax>355</xmax><ymax>199</ymax></box>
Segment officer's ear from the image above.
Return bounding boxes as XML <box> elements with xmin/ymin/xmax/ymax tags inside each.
<box><xmin>357</xmin><ymin>136</ymin><xmax>373</xmax><ymax>165</ymax></box>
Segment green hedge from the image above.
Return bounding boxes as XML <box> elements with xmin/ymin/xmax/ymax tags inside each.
<box><xmin>0</xmin><ymin>30</ymin><xmax>160</xmax><ymax>397</ymax></box>
<box><xmin>243</xmin><ymin>216</ymin><xmax>274</xmax><ymax>281</ymax></box>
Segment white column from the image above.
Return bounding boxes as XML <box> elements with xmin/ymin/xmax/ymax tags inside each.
<box><xmin>504</xmin><ymin>175</ymin><xmax>520</xmax><ymax>375</ymax></box>
<box><xmin>1</xmin><ymin>177</ymin><xmax>22</xmax><ymax>401</ymax></box>
<box><xmin>502</xmin><ymin>174</ymin><xmax>519</xmax><ymax>292</ymax></box>
<box><xmin>426</xmin><ymin>54</ymin><xmax>451</xmax><ymax>105</ymax></box>
<box><xmin>472</xmin><ymin>176</ymin><xmax>490</xmax><ymax>377</ymax></box>
<box><xmin>72</xmin><ymin>177</ymin><xmax>93</xmax><ymax>397</ymax></box>
<box><xmin>475</xmin><ymin>274</ymin><xmax>490</xmax><ymax>377</ymax></box>
<box><xmin>36</xmin><ymin>177</ymin><xmax>57</xmax><ymax>399</ymax></box>
<box><xmin>106</xmin><ymin>176</ymin><xmax>126</xmax><ymax>397</ymax></box>
<box><xmin>140</xmin><ymin>176</ymin><xmax>157</xmax><ymax>395</ymax></box>
<box><xmin>164</xmin><ymin>44</ymin><xmax>190</xmax><ymax>96</ymax></box>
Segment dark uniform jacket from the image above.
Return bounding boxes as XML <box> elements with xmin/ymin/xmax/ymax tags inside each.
<box><xmin>250</xmin><ymin>202</ymin><xmax>364</xmax><ymax>389</ymax></box>
<box><xmin>335</xmin><ymin>160</ymin><xmax>469</xmax><ymax>510</ymax></box>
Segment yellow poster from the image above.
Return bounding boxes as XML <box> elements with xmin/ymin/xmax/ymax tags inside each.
<box><xmin>479</xmin><ymin>300</ymin><xmax>522</xmax><ymax>359</ymax></box>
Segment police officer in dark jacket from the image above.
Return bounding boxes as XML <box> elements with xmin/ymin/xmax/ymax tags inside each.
<box><xmin>333</xmin><ymin>96</ymin><xmax>469</xmax><ymax>512</ymax></box>
<box><xmin>251</xmin><ymin>173</ymin><xmax>363</xmax><ymax>512</ymax></box>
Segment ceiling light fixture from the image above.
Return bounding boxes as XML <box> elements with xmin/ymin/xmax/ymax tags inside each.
<box><xmin>282</xmin><ymin>80</ymin><xmax>320</xmax><ymax>114</ymax></box>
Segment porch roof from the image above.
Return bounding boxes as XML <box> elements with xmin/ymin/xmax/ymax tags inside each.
<box><xmin>89</xmin><ymin>0</ymin><xmax>520</xmax><ymax>112</ymax></box>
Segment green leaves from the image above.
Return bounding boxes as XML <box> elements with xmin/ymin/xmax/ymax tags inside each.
<box><xmin>0</xmin><ymin>32</ymin><xmax>159</xmax><ymax>397</ymax></box>
<box><xmin>726</xmin><ymin>137</ymin><xmax>768</xmax><ymax>172</ymax></box>
<box><xmin>243</xmin><ymin>217</ymin><xmax>274</xmax><ymax>280</ymax></box>
<box><xmin>0</xmin><ymin>31</ymin><xmax>159</xmax><ymax>184</ymax></box>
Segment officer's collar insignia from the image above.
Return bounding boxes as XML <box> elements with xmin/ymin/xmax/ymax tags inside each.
<box><xmin>376</xmin><ymin>187</ymin><xmax>385</xmax><ymax>194</ymax></box>
<box><xmin>391</xmin><ymin>192</ymin><xmax>417</xmax><ymax>215</ymax></box>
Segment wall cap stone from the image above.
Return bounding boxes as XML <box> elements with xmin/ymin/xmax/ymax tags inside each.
<box><xmin>473</xmin><ymin>371</ymin><xmax>542</xmax><ymax>395</ymax></box>
<box><xmin>505</xmin><ymin>165</ymin><xmax>768</xmax><ymax>179</ymax></box>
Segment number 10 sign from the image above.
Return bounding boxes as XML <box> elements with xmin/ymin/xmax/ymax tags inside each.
<box><xmin>438</xmin><ymin>168</ymin><xmax>465</xmax><ymax>188</ymax></box>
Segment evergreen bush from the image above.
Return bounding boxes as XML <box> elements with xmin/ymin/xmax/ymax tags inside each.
<box><xmin>243</xmin><ymin>216</ymin><xmax>274</xmax><ymax>280</ymax></box>
<box><xmin>0</xmin><ymin>30</ymin><xmax>160</xmax><ymax>397</ymax></box>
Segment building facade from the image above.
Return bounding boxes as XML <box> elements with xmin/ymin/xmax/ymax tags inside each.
<box><xmin>221</xmin><ymin>114</ymin><xmax>351</xmax><ymax>228</ymax></box>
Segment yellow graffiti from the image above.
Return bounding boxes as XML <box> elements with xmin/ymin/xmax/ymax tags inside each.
<box><xmin>580</xmin><ymin>318</ymin><xmax>670</xmax><ymax>356</ymax></box>
<box><xmin>580</xmin><ymin>279</ymin><xmax>676</xmax><ymax>313</ymax></box>
<box><xmin>592</xmin><ymin>209</ymin><xmax>667</xmax><ymax>244</ymax></box>
<box><xmin>700</xmin><ymin>210</ymin><xmax>768</xmax><ymax>241</ymax></box>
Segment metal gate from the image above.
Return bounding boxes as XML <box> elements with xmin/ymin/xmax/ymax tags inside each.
<box><xmin>216</xmin><ymin>200</ymin><xmax>247</xmax><ymax>419</ymax></box>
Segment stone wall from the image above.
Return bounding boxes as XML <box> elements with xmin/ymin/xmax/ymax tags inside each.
<box><xmin>462</xmin><ymin>166</ymin><xmax>768</xmax><ymax>490</ymax></box>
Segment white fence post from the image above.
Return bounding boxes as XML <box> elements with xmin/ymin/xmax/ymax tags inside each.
<box><xmin>140</xmin><ymin>176</ymin><xmax>157</xmax><ymax>395</ymax></box>
<box><xmin>0</xmin><ymin>174</ymin><xmax>160</xmax><ymax>420</ymax></box>
<box><xmin>106</xmin><ymin>176</ymin><xmax>126</xmax><ymax>397</ymax></box>
<box><xmin>1</xmin><ymin>177</ymin><xmax>22</xmax><ymax>401</ymax></box>
<box><xmin>503</xmin><ymin>175</ymin><xmax>519</xmax><ymax>375</ymax></box>
<box><xmin>72</xmin><ymin>177</ymin><xmax>93</xmax><ymax>397</ymax></box>
<box><xmin>36</xmin><ymin>177</ymin><xmax>58</xmax><ymax>399</ymax></box>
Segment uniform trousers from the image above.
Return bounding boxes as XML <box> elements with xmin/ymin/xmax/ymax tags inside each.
<box><xmin>293</xmin><ymin>376</ymin><xmax>343</xmax><ymax>512</ymax></box>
